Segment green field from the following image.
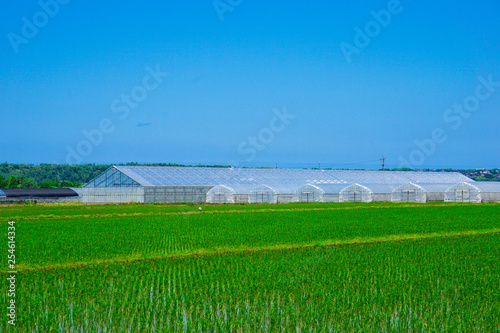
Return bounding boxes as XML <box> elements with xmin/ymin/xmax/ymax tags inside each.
<box><xmin>2</xmin><ymin>202</ymin><xmax>500</xmax><ymax>331</ymax></box>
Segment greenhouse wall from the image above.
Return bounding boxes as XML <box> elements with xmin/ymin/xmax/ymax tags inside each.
<box><xmin>277</xmin><ymin>194</ymin><xmax>295</xmax><ymax>203</ymax></box>
<box><xmin>294</xmin><ymin>184</ymin><xmax>324</xmax><ymax>203</ymax></box>
<box><xmin>391</xmin><ymin>184</ymin><xmax>427</xmax><ymax>203</ymax></box>
<box><xmin>144</xmin><ymin>186</ymin><xmax>212</xmax><ymax>203</ymax></box>
<box><xmin>340</xmin><ymin>184</ymin><xmax>372</xmax><ymax>203</ymax></box>
<box><xmin>321</xmin><ymin>194</ymin><xmax>340</xmax><ymax>202</ymax></box>
<box><xmin>206</xmin><ymin>185</ymin><xmax>236</xmax><ymax>204</ymax></box>
<box><xmin>372</xmin><ymin>193</ymin><xmax>391</xmax><ymax>202</ymax></box>
<box><xmin>426</xmin><ymin>192</ymin><xmax>444</xmax><ymax>201</ymax></box>
<box><xmin>471</xmin><ymin>183</ymin><xmax>500</xmax><ymax>202</ymax></box>
<box><xmin>480</xmin><ymin>192</ymin><xmax>500</xmax><ymax>202</ymax></box>
<box><xmin>249</xmin><ymin>185</ymin><xmax>278</xmax><ymax>204</ymax></box>
<box><xmin>444</xmin><ymin>183</ymin><xmax>481</xmax><ymax>203</ymax></box>
<box><xmin>82</xmin><ymin>187</ymin><xmax>144</xmax><ymax>204</ymax></box>
<box><xmin>234</xmin><ymin>194</ymin><xmax>250</xmax><ymax>203</ymax></box>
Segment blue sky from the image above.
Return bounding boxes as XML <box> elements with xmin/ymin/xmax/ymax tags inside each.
<box><xmin>1</xmin><ymin>0</ymin><xmax>499</xmax><ymax>169</ymax></box>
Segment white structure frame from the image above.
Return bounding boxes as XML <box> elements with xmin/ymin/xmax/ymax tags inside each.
<box><xmin>340</xmin><ymin>184</ymin><xmax>373</xmax><ymax>203</ymax></box>
<box><xmin>206</xmin><ymin>185</ymin><xmax>236</xmax><ymax>204</ymax></box>
<box><xmin>294</xmin><ymin>184</ymin><xmax>324</xmax><ymax>203</ymax></box>
<box><xmin>81</xmin><ymin>166</ymin><xmax>495</xmax><ymax>204</ymax></box>
<box><xmin>392</xmin><ymin>183</ymin><xmax>427</xmax><ymax>203</ymax></box>
<box><xmin>445</xmin><ymin>182</ymin><xmax>481</xmax><ymax>203</ymax></box>
<box><xmin>249</xmin><ymin>185</ymin><xmax>278</xmax><ymax>204</ymax></box>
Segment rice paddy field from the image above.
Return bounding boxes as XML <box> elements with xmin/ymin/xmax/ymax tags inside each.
<box><xmin>1</xmin><ymin>202</ymin><xmax>499</xmax><ymax>331</ymax></box>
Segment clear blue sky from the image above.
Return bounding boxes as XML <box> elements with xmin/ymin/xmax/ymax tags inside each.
<box><xmin>1</xmin><ymin>0</ymin><xmax>499</xmax><ymax>169</ymax></box>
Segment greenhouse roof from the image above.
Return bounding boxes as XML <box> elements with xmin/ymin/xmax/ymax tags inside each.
<box><xmin>463</xmin><ymin>182</ymin><xmax>500</xmax><ymax>192</ymax></box>
<box><xmin>303</xmin><ymin>183</ymin><xmax>348</xmax><ymax>193</ymax></box>
<box><xmin>84</xmin><ymin>166</ymin><xmax>473</xmax><ymax>188</ymax></box>
<box><xmin>359</xmin><ymin>183</ymin><xmax>402</xmax><ymax>194</ymax></box>
<box><xmin>415</xmin><ymin>183</ymin><xmax>458</xmax><ymax>192</ymax></box>
<box><xmin>251</xmin><ymin>184</ymin><xmax>299</xmax><ymax>194</ymax></box>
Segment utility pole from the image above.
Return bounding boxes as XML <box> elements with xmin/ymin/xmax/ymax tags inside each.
<box><xmin>381</xmin><ymin>156</ymin><xmax>386</xmax><ymax>171</ymax></box>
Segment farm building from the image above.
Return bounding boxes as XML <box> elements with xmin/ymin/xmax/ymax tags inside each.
<box><xmin>0</xmin><ymin>188</ymin><xmax>82</xmax><ymax>203</ymax></box>
<box><xmin>82</xmin><ymin>166</ymin><xmax>500</xmax><ymax>204</ymax></box>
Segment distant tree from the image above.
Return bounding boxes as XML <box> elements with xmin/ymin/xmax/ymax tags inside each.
<box><xmin>7</xmin><ymin>175</ymin><xmax>19</xmax><ymax>188</ymax></box>
<box><xmin>60</xmin><ymin>181</ymin><xmax>81</xmax><ymax>188</ymax></box>
<box><xmin>471</xmin><ymin>176</ymin><xmax>499</xmax><ymax>182</ymax></box>
<box><xmin>0</xmin><ymin>163</ymin><xmax>8</xmax><ymax>174</ymax></box>
<box><xmin>19</xmin><ymin>177</ymin><xmax>37</xmax><ymax>188</ymax></box>
<box><xmin>38</xmin><ymin>179</ymin><xmax>60</xmax><ymax>188</ymax></box>
<box><xmin>0</xmin><ymin>175</ymin><xmax>6</xmax><ymax>188</ymax></box>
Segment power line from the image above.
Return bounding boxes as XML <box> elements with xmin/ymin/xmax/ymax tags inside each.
<box><xmin>310</xmin><ymin>159</ymin><xmax>384</xmax><ymax>168</ymax></box>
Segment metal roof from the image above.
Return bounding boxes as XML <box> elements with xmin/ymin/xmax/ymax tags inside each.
<box><xmin>0</xmin><ymin>188</ymin><xmax>80</xmax><ymax>198</ymax></box>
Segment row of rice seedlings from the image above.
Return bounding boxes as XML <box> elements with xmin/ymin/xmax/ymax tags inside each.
<box><xmin>2</xmin><ymin>201</ymin><xmax>384</xmax><ymax>222</ymax></box>
<box><xmin>15</xmin><ymin>204</ymin><xmax>500</xmax><ymax>269</ymax></box>
<box><xmin>5</xmin><ymin>233</ymin><xmax>499</xmax><ymax>331</ymax></box>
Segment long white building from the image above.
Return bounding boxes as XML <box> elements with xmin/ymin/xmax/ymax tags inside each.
<box><xmin>82</xmin><ymin>166</ymin><xmax>500</xmax><ymax>204</ymax></box>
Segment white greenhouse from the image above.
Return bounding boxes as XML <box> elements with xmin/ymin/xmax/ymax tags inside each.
<box><xmin>445</xmin><ymin>182</ymin><xmax>500</xmax><ymax>203</ymax></box>
<box><xmin>206</xmin><ymin>185</ymin><xmax>237</xmax><ymax>204</ymax></box>
<box><xmin>340</xmin><ymin>184</ymin><xmax>373</xmax><ymax>202</ymax></box>
<box><xmin>249</xmin><ymin>185</ymin><xmax>278</xmax><ymax>204</ymax></box>
<box><xmin>445</xmin><ymin>182</ymin><xmax>481</xmax><ymax>203</ymax></box>
<box><xmin>391</xmin><ymin>183</ymin><xmax>427</xmax><ymax>203</ymax></box>
<box><xmin>364</xmin><ymin>184</ymin><xmax>400</xmax><ymax>202</ymax></box>
<box><xmin>315</xmin><ymin>184</ymin><xmax>348</xmax><ymax>203</ymax></box>
<box><xmin>294</xmin><ymin>184</ymin><xmax>324</xmax><ymax>203</ymax></box>
<box><xmin>474</xmin><ymin>182</ymin><xmax>500</xmax><ymax>202</ymax></box>
<box><xmin>82</xmin><ymin>166</ymin><xmax>500</xmax><ymax>204</ymax></box>
<box><xmin>206</xmin><ymin>185</ymin><xmax>255</xmax><ymax>204</ymax></box>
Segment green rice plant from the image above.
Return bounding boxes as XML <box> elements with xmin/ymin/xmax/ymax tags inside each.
<box><xmin>2</xmin><ymin>202</ymin><xmax>498</xmax><ymax>331</ymax></box>
<box><xmin>4</xmin><ymin>233</ymin><xmax>499</xmax><ymax>332</ymax></box>
<box><xmin>0</xmin><ymin>201</ymin><xmax>429</xmax><ymax>222</ymax></box>
<box><xmin>11</xmin><ymin>203</ymin><xmax>500</xmax><ymax>269</ymax></box>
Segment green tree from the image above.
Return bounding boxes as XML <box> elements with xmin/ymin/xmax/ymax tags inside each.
<box><xmin>7</xmin><ymin>175</ymin><xmax>19</xmax><ymax>188</ymax></box>
<box><xmin>38</xmin><ymin>179</ymin><xmax>60</xmax><ymax>188</ymax></box>
<box><xmin>60</xmin><ymin>181</ymin><xmax>81</xmax><ymax>188</ymax></box>
<box><xmin>19</xmin><ymin>177</ymin><xmax>37</xmax><ymax>188</ymax></box>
